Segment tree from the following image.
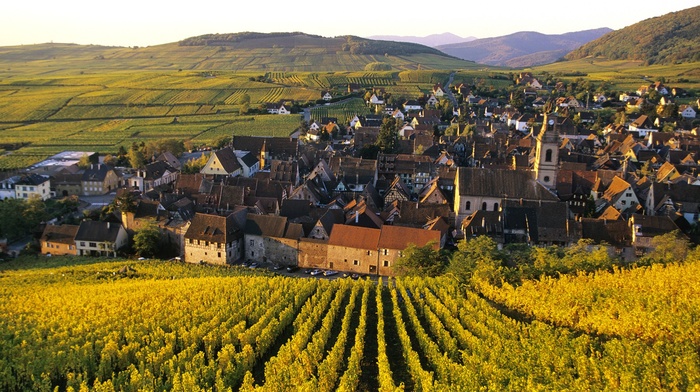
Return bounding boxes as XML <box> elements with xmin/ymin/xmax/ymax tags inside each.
<box><xmin>645</xmin><ymin>230</ymin><xmax>689</xmax><ymax>264</ymax></box>
<box><xmin>448</xmin><ymin>236</ymin><xmax>503</xmax><ymax>285</ymax></box>
<box><xmin>182</xmin><ymin>153</ymin><xmax>210</xmax><ymax>174</ymax></box>
<box><xmin>393</xmin><ymin>242</ymin><xmax>446</xmax><ymax>277</ymax></box>
<box><xmin>376</xmin><ymin>117</ymin><xmax>400</xmax><ymax>153</ymax></box>
<box><xmin>127</xmin><ymin>148</ymin><xmax>146</xmax><ymax>169</ymax></box>
<box><xmin>133</xmin><ymin>221</ymin><xmax>162</xmax><ymax>258</ymax></box>
<box><xmin>77</xmin><ymin>153</ymin><xmax>91</xmax><ymax>169</ymax></box>
<box><xmin>103</xmin><ymin>154</ymin><xmax>117</xmax><ymax>166</ymax></box>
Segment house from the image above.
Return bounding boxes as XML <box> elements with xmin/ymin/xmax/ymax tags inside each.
<box><xmin>75</xmin><ymin>221</ymin><xmax>128</xmax><ymax>257</ymax></box>
<box><xmin>369</xmin><ymin>94</ymin><xmax>384</xmax><ymax>105</ymax></box>
<box><xmin>514</xmin><ymin>113</ymin><xmax>534</xmax><ymax>133</ymax></box>
<box><xmin>81</xmin><ymin>164</ymin><xmax>119</xmax><ymax>196</ymax></box>
<box><xmin>377</xmin><ymin>225</ymin><xmax>441</xmax><ymax>275</ymax></box>
<box><xmin>41</xmin><ymin>224</ymin><xmax>79</xmax><ymax>256</ymax></box>
<box><xmin>322</xmin><ymin>91</ymin><xmax>333</xmax><ymax>101</ymax></box>
<box><xmin>433</xmin><ymin>84</ymin><xmax>445</xmax><ymax>97</ymax></box>
<box><xmin>244</xmin><ymin>214</ymin><xmax>302</xmax><ymax>265</ymax></box>
<box><xmin>403</xmin><ymin>100</ymin><xmax>422</xmax><ymax>112</ymax></box>
<box><xmin>201</xmin><ymin>147</ymin><xmax>242</xmax><ymax>177</ymax></box>
<box><xmin>266</xmin><ymin>103</ymin><xmax>292</xmax><ymax>115</ymax></box>
<box><xmin>383</xmin><ymin>176</ymin><xmax>412</xmax><ymax>206</ymax></box>
<box><xmin>596</xmin><ymin>176</ymin><xmax>639</xmax><ymax>213</ymax></box>
<box><xmin>426</xmin><ymin>95</ymin><xmax>439</xmax><ymax>107</ymax></box>
<box><xmin>679</xmin><ymin>105</ymin><xmax>697</xmax><ymax>119</ymax></box>
<box><xmin>235</xmin><ymin>151</ymin><xmax>260</xmax><ymax>177</ymax></box>
<box><xmin>327</xmin><ymin>224</ymin><xmax>381</xmax><ymax>274</ymax></box>
<box><xmin>13</xmin><ymin>174</ymin><xmax>51</xmax><ymax>200</ymax></box>
<box><xmin>156</xmin><ymin>151</ymin><xmax>182</xmax><ymax>171</ymax></box>
<box><xmin>629</xmin><ymin>214</ymin><xmax>680</xmax><ymax>256</ymax></box>
<box><xmin>133</xmin><ymin>161</ymin><xmax>179</xmax><ymax>192</ymax></box>
<box><xmin>183</xmin><ymin>212</ymin><xmax>243</xmax><ymax>265</ymax></box>
<box><xmin>628</xmin><ymin>115</ymin><xmax>657</xmax><ymax>137</ymax></box>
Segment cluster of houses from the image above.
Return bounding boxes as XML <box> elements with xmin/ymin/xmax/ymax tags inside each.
<box><xmin>5</xmin><ymin>75</ymin><xmax>700</xmax><ymax>273</ymax></box>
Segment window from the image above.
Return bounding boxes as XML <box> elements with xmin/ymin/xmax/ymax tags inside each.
<box><xmin>383</xmin><ymin>260</ymin><xmax>390</xmax><ymax>267</ymax></box>
<box><xmin>466</xmin><ymin>201</ymin><xmax>471</xmax><ymax>210</ymax></box>
<box><xmin>366</xmin><ymin>250</ymin><xmax>372</xmax><ymax>256</ymax></box>
<box><xmin>482</xmin><ymin>202</ymin><xmax>487</xmax><ymax>210</ymax></box>
<box><xmin>89</xmin><ymin>242</ymin><xmax>96</xmax><ymax>248</ymax></box>
<box><xmin>398</xmin><ymin>251</ymin><xmax>403</xmax><ymax>257</ymax></box>
<box><xmin>249</xmin><ymin>240</ymin><xmax>254</xmax><ymax>246</ymax></box>
<box><xmin>544</xmin><ymin>176</ymin><xmax>550</xmax><ymax>183</ymax></box>
<box><xmin>493</xmin><ymin>202</ymin><xmax>499</xmax><ymax>211</ymax></box>
<box><xmin>545</xmin><ymin>149</ymin><xmax>553</xmax><ymax>162</ymax></box>
<box><xmin>353</xmin><ymin>260</ymin><xmax>359</xmax><ymax>266</ymax></box>
<box><xmin>383</xmin><ymin>249</ymin><xmax>388</xmax><ymax>256</ymax></box>
<box><xmin>218</xmin><ymin>252</ymin><xmax>221</xmax><ymax>258</ymax></box>
<box><xmin>80</xmin><ymin>242</ymin><xmax>85</xmax><ymax>246</ymax></box>
<box><xmin>344</xmin><ymin>258</ymin><xmax>348</xmax><ymax>263</ymax></box>
<box><xmin>625</xmin><ymin>192</ymin><xmax>632</xmax><ymax>197</ymax></box>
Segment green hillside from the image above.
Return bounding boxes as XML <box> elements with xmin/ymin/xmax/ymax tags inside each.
<box><xmin>0</xmin><ymin>32</ymin><xmax>478</xmax><ymax>73</ymax></box>
<box><xmin>566</xmin><ymin>5</ymin><xmax>700</xmax><ymax>65</ymax></box>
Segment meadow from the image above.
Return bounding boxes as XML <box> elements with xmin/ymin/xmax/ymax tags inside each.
<box><xmin>0</xmin><ymin>256</ymin><xmax>699</xmax><ymax>391</ymax></box>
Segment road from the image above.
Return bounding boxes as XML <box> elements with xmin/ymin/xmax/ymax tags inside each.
<box><xmin>444</xmin><ymin>72</ymin><xmax>459</xmax><ymax>108</ymax></box>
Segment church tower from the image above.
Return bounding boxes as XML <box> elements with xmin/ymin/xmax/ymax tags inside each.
<box><xmin>534</xmin><ymin>113</ymin><xmax>559</xmax><ymax>189</ymax></box>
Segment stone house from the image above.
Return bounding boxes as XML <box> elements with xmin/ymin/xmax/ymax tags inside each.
<box><xmin>183</xmin><ymin>212</ymin><xmax>243</xmax><ymax>265</ymax></box>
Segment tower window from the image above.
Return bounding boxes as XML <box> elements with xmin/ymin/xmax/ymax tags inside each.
<box><xmin>544</xmin><ymin>176</ymin><xmax>550</xmax><ymax>183</ymax></box>
<box><xmin>545</xmin><ymin>149</ymin><xmax>553</xmax><ymax>162</ymax></box>
<box><xmin>466</xmin><ymin>201</ymin><xmax>471</xmax><ymax>210</ymax></box>
<box><xmin>482</xmin><ymin>202</ymin><xmax>487</xmax><ymax>210</ymax></box>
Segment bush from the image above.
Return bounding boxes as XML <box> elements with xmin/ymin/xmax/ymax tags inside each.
<box><xmin>364</xmin><ymin>62</ymin><xmax>392</xmax><ymax>71</ymax></box>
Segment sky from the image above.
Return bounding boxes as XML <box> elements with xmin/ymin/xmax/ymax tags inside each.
<box><xmin>1</xmin><ymin>1</ymin><xmax>698</xmax><ymax>47</ymax></box>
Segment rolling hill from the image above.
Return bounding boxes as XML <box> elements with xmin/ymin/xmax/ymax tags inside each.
<box><xmin>0</xmin><ymin>32</ymin><xmax>479</xmax><ymax>73</ymax></box>
<box><xmin>437</xmin><ymin>28</ymin><xmax>612</xmax><ymax>67</ymax></box>
<box><xmin>566</xmin><ymin>5</ymin><xmax>700</xmax><ymax>65</ymax></box>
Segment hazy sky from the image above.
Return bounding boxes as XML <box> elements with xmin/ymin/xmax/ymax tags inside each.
<box><xmin>1</xmin><ymin>1</ymin><xmax>697</xmax><ymax>47</ymax></box>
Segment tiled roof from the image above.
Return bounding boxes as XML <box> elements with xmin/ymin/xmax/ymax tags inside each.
<box><xmin>378</xmin><ymin>225</ymin><xmax>440</xmax><ymax>250</ymax></box>
<box><xmin>41</xmin><ymin>224</ymin><xmax>79</xmax><ymax>244</ymax></box>
<box><xmin>244</xmin><ymin>214</ymin><xmax>287</xmax><ymax>237</ymax></box>
<box><xmin>184</xmin><ymin>213</ymin><xmax>237</xmax><ymax>243</ymax></box>
<box><xmin>328</xmin><ymin>224</ymin><xmax>381</xmax><ymax>249</ymax></box>
<box><xmin>75</xmin><ymin>221</ymin><xmax>123</xmax><ymax>242</ymax></box>
<box><xmin>457</xmin><ymin>167</ymin><xmax>558</xmax><ymax>201</ymax></box>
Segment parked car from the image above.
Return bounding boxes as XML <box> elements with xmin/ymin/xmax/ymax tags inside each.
<box><xmin>271</xmin><ymin>264</ymin><xmax>283</xmax><ymax>271</ymax></box>
<box><xmin>310</xmin><ymin>269</ymin><xmax>323</xmax><ymax>276</ymax></box>
<box><xmin>351</xmin><ymin>273</ymin><xmax>361</xmax><ymax>280</ymax></box>
<box><xmin>249</xmin><ymin>262</ymin><xmax>258</xmax><ymax>269</ymax></box>
<box><xmin>303</xmin><ymin>269</ymin><xmax>313</xmax><ymax>274</ymax></box>
<box><xmin>286</xmin><ymin>265</ymin><xmax>299</xmax><ymax>272</ymax></box>
<box><xmin>324</xmin><ymin>270</ymin><xmax>338</xmax><ymax>276</ymax></box>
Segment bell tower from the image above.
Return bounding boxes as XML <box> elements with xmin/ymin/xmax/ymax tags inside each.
<box><xmin>534</xmin><ymin>114</ymin><xmax>559</xmax><ymax>189</ymax></box>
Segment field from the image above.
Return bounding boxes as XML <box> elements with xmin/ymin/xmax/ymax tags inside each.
<box><xmin>0</xmin><ymin>68</ymin><xmax>456</xmax><ymax>169</ymax></box>
<box><xmin>0</xmin><ymin>257</ymin><xmax>699</xmax><ymax>391</ymax></box>
<box><xmin>531</xmin><ymin>58</ymin><xmax>700</xmax><ymax>92</ymax></box>
<box><xmin>310</xmin><ymin>98</ymin><xmax>371</xmax><ymax>125</ymax></box>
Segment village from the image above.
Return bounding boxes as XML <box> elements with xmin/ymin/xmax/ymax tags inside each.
<box><xmin>2</xmin><ymin>74</ymin><xmax>699</xmax><ymax>275</ymax></box>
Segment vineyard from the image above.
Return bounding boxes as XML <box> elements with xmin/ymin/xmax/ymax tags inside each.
<box><xmin>310</xmin><ymin>98</ymin><xmax>371</xmax><ymax>125</ymax></box>
<box><xmin>1</xmin><ymin>257</ymin><xmax>699</xmax><ymax>391</ymax></box>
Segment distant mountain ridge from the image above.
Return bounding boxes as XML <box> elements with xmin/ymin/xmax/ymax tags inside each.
<box><xmin>367</xmin><ymin>33</ymin><xmax>477</xmax><ymax>48</ymax></box>
<box><xmin>437</xmin><ymin>28</ymin><xmax>612</xmax><ymax>67</ymax></box>
<box><xmin>566</xmin><ymin>5</ymin><xmax>700</xmax><ymax>65</ymax></box>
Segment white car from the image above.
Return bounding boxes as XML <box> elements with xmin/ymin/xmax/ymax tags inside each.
<box><xmin>310</xmin><ymin>269</ymin><xmax>323</xmax><ymax>276</ymax></box>
<box><xmin>324</xmin><ymin>270</ymin><xmax>338</xmax><ymax>276</ymax></box>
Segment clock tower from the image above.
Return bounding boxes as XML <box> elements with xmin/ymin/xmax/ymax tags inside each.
<box><xmin>534</xmin><ymin>114</ymin><xmax>559</xmax><ymax>189</ymax></box>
